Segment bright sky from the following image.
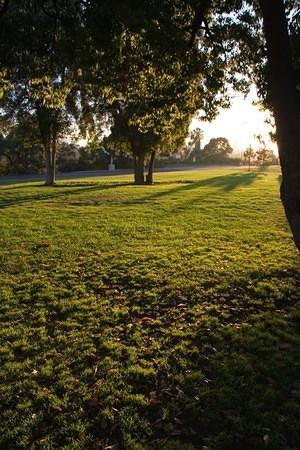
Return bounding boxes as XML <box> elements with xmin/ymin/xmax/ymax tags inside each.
<box><xmin>192</xmin><ymin>87</ymin><xmax>277</xmax><ymax>156</ymax></box>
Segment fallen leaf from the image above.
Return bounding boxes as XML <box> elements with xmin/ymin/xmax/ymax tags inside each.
<box><xmin>52</xmin><ymin>405</ymin><xmax>63</xmax><ymax>413</ymax></box>
<box><xmin>141</xmin><ymin>316</ymin><xmax>155</xmax><ymax>323</ymax></box>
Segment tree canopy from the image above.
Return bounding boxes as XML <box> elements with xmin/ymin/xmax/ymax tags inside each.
<box><xmin>200</xmin><ymin>137</ymin><xmax>233</xmax><ymax>164</ymax></box>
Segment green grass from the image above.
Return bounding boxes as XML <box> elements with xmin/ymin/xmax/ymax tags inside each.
<box><xmin>0</xmin><ymin>167</ymin><xmax>299</xmax><ymax>450</ymax></box>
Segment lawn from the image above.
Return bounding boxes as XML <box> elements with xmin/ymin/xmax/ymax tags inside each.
<box><xmin>0</xmin><ymin>167</ymin><xmax>299</xmax><ymax>450</ymax></box>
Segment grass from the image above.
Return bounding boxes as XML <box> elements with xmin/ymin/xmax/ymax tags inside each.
<box><xmin>0</xmin><ymin>167</ymin><xmax>299</xmax><ymax>450</ymax></box>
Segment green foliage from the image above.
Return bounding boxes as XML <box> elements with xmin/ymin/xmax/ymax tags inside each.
<box><xmin>0</xmin><ymin>118</ymin><xmax>43</xmax><ymax>175</ymax></box>
<box><xmin>199</xmin><ymin>137</ymin><xmax>234</xmax><ymax>164</ymax></box>
<box><xmin>0</xmin><ymin>1</ymin><xmax>87</xmax><ymax>183</ymax></box>
<box><xmin>0</xmin><ymin>0</ymin><xmax>284</xmax><ymax>182</ymax></box>
<box><xmin>0</xmin><ymin>167</ymin><xmax>299</xmax><ymax>449</ymax></box>
<box><xmin>84</xmin><ymin>0</ymin><xmax>244</xmax><ymax>180</ymax></box>
<box><xmin>56</xmin><ymin>143</ymin><xmax>81</xmax><ymax>172</ymax></box>
<box><xmin>0</xmin><ymin>70</ymin><xmax>10</xmax><ymax>99</ymax></box>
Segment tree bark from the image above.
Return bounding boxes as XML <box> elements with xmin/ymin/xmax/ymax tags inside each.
<box><xmin>134</xmin><ymin>154</ymin><xmax>145</xmax><ymax>185</ymax></box>
<box><xmin>51</xmin><ymin>135</ymin><xmax>57</xmax><ymax>184</ymax></box>
<box><xmin>145</xmin><ymin>150</ymin><xmax>156</xmax><ymax>184</ymax></box>
<box><xmin>37</xmin><ymin>106</ymin><xmax>57</xmax><ymax>186</ymax></box>
<box><xmin>259</xmin><ymin>0</ymin><xmax>300</xmax><ymax>250</ymax></box>
<box><xmin>44</xmin><ymin>142</ymin><xmax>56</xmax><ymax>186</ymax></box>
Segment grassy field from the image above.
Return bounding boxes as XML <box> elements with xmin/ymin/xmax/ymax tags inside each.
<box><xmin>0</xmin><ymin>167</ymin><xmax>299</xmax><ymax>450</ymax></box>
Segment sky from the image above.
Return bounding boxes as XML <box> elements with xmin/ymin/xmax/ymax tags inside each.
<box><xmin>192</xmin><ymin>87</ymin><xmax>277</xmax><ymax>156</ymax></box>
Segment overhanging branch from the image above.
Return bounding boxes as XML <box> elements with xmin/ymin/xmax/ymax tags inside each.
<box><xmin>188</xmin><ymin>0</ymin><xmax>211</xmax><ymax>49</ymax></box>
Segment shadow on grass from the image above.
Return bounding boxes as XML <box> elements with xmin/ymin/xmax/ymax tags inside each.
<box><xmin>92</xmin><ymin>267</ymin><xmax>300</xmax><ymax>449</ymax></box>
<box><xmin>1</xmin><ymin>261</ymin><xmax>299</xmax><ymax>449</ymax></box>
<box><xmin>1</xmin><ymin>173</ymin><xmax>265</xmax><ymax>209</ymax></box>
<box><xmin>166</xmin><ymin>309</ymin><xmax>300</xmax><ymax>449</ymax></box>
<box><xmin>126</xmin><ymin>172</ymin><xmax>266</xmax><ymax>205</ymax></box>
<box><xmin>1</xmin><ymin>181</ymin><xmax>109</xmax><ymax>190</ymax></box>
<box><xmin>0</xmin><ymin>182</ymin><xmax>131</xmax><ymax>209</ymax></box>
<box><xmin>0</xmin><ymin>179</ymin><xmax>44</xmax><ymax>188</ymax></box>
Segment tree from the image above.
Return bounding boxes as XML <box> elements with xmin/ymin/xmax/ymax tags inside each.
<box><xmin>1</xmin><ymin>83</ymin><xmax>77</xmax><ymax>184</ymax></box>
<box><xmin>0</xmin><ymin>115</ymin><xmax>43</xmax><ymax>175</ymax></box>
<box><xmin>103</xmin><ymin>111</ymin><xmax>160</xmax><ymax>185</ymax></box>
<box><xmin>200</xmin><ymin>137</ymin><xmax>233</xmax><ymax>164</ymax></box>
<box><xmin>254</xmin><ymin>134</ymin><xmax>275</xmax><ymax>166</ymax></box>
<box><xmin>243</xmin><ymin>145</ymin><xmax>256</xmax><ymax>171</ymax></box>
<box><xmin>257</xmin><ymin>0</ymin><xmax>300</xmax><ymax>250</ymax></box>
<box><xmin>103</xmin><ymin>103</ymin><xmax>192</xmax><ymax>184</ymax></box>
<box><xmin>0</xmin><ymin>0</ymin><xmax>84</xmax><ymax>185</ymax></box>
<box><xmin>188</xmin><ymin>127</ymin><xmax>204</xmax><ymax>162</ymax></box>
<box><xmin>83</xmin><ymin>0</ymin><xmax>240</xmax><ymax>184</ymax></box>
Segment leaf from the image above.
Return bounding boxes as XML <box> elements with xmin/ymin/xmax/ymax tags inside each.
<box><xmin>52</xmin><ymin>405</ymin><xmax>63</xmax><ymax>413</ymax></box>
<box><xmin>141</xmin><ymin>316</ymin><xmax>155</xmax><ymax>323</ymax></box>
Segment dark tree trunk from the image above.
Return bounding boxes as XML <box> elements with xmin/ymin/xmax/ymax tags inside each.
<box><xmin>37</xmin><ymin>106</ymin><xmax>57</xmax><ymax>186</ymax></box>
<box><xmin>134</xmin><ymin>154</ymin><xmax>145</xmax><ymax>185</ymax></box>
<box><xmin>259</xmin><ymin>0</ymin><xmax>300</xmax><ymax>250</ymax></box>
<box><xmin>44</xmin><ymin>143</ymin><xmax>56</xmax><ymax>186</ymax></box>
<box><xmin>51</xmin><ymin>137</ymin><xmax>57</xmax><ymax>183</ymax></box>
<box><xmin>146</xmin><ymin>150</ymin><xmax>156</xmax><ymax>184</ymax></box>
<box><xmin>39</xmin><ymin>147</ymin><xmax>44</xmax><ymax>173</ymax></box>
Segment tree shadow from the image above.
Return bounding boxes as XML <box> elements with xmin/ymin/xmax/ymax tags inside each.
<box><xmin>101</xmin><ymin>267</ymin><xmax>300</xmax><ymax>448</ymax></box>
<box><xmin>165</xmin><ymin>310</ymin><xmax>300</xmax><ymax>448</ymax></box>
<box><xmin>0</xmin><ymin>182</ymin><xmax>131</xmax><ymax>209</ymax></box>
<box><xmin>126</xmin><ymin>172</ymin><xmax>266</xmax><ymax>205</ymax></box>
<box><xmin>0</xmin><ymin>173</ymin><xmax>264</xmax><ymax>209</ymax></box>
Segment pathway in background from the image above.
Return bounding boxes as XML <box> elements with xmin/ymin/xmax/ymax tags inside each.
<box><xmin>0</xmin><ymin>165</ymin><xmax>244</xmax><ymax>183</ymax></box>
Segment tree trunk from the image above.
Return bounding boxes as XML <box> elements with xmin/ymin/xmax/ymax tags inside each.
<box><xmin>37</xmin><ymin>106</ymin><xmax>56</xmax><ymax>186</ymax></box>
<box><xmin>44</xmin><ymin>143</ymin><xmax>56</xmax><ymax>186</ymax></box>
<box><xmin>39</xmin><ymin>147</ymin><xmax>44</xmax><ymax>173</ymax></box>
<box><xmin>146</xmin><ymin>150</ymin><xmax>156</xmax><ymax>184</ymax></box>
<box><xmin>259</xmin><ymin>0</ymin><xmax>300</xmax><ymax>250</ymax></box>
<box><xmin>134</xmin><ymin>154</ymin><xmax>145</xmax><ymax>185</ymax></box>
<box><xmin>51</xmin><ymin>136</ymin><xmax>57</xmax><ymax>183</ymax></box>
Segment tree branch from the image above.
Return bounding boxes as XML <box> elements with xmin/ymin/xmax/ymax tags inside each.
<box><xmin>188</xmin><ymin>0</ymin><xmax>211</xmax><ymax>49</ymax></box>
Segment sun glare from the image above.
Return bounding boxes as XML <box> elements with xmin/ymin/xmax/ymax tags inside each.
<box><xmin>194</xmin><ymin>88</ymin><xmax>277</xmax><ymax>155</ymax></box>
